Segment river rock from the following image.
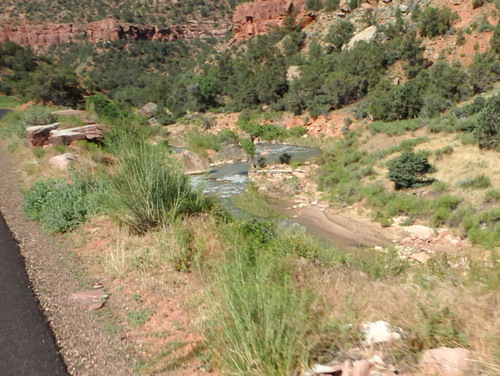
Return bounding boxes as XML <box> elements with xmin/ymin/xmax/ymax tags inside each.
<box><xmin>419</xmin><ymin>347</ymin><xmax>470</xmax><ymax>376</ymax></box>
<box><xmin>49</xmin><ymin>153</ymin><xmax>76</xmax><ymax>171</ymax></box>
<box><xmin>179</xmin><ymin>150</ymin><xmax>211</xmax><ymax>175</ymax></box>
<box><xmin>26</xmin><ymin>123</ymin><xmax>59</xmax><ymax>147</ymax></box>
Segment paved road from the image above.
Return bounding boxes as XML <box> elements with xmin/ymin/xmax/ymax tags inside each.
<box><xmin>0</xmin><ymin>211</ymin><xmax>69</xmax><ymax>375</ymax></box>
<box><xmin>0</xmin><ymin>108</ymin><xmax>69</xmax><ymax>375</ymax></box>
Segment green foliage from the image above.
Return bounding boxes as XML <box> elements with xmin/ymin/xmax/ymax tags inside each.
<box><xmin>238</xmin><ymin>120</ymin><xmax>288</xmax><ymax>142</ymax></box>
<box><xmin>459</xmin><ymin>175</ymin><xmax>492</xmax><ymax>189</ymax></box>
<box><xmin>187</xmin><ymin>132</ymin><xmax>221</xmax><ymax>156</ymax></box>
<box><xmin>417</xmin><ymin>7</ymin><xmax>459</xmax><ymax>38</ymax></box>
<box><xmin>407</xmin><ymin>304</ymin><xmax>468</xmax><ymax>352</ymax></box>
<box><xmin>324</xmin><ymin>0</ymin><xmax>340</xmax><ymax>11</ymax></box>
<box><xmin>492</xmin><ymin>23</ymin><xmax>500</xmax><ymax>54</ymax></box>
<box><xmin>18</xmin><ymin>64</ymin><xmax>84</xmax><ymax>107</ymax></box>
<box><xmin>241</xmin><ymin>139</ymin><xmax>256</xmax><ymax>162</ymax></box>
<box><xmin>387</xmin><ymin>151</ymin><xmax>436</xmax><ymax>189</ymax></box>
<box><xmin>104</xmin><ymin>136</ymin><xmax>212</xmax><ymax>234</ymax></box>
<box><xmin>306</xmin><ymin>0</ymin><xmax>323</xmax><ymax>11</ymax></box>
<box><xmin>370</xmin><ymin>62</ymin><xmax>472</xmax><ymax>121</ymax></box>
<box><xmin>126</xmin><ymin>308</ymin><xmax>153</xmax><ymax>327</ymax></box>
<box><xmin>326</xmin><ymin>20</ymin><xmax>355</xmax><ymax>50</ymax></box>
<box><xmin>231</xmin><ymin>184</ymin><xmax>277</xmax><ymax>219</ymax></box>
<box><xmin>369</xmin><ymin>119</ymin><xmax>422</xmax><ymax>136</ymax></box>
<box><xmin>24</xmin><ymin>175</ymin><xmax>102</xmax><ymax>233</ymax></box>
<box><xmin>475</xmin><ymin>94</ymin><xmax>500</xmax><ymax>150</ymax></box>
<box><xmin>485</xmin><ymin>189</ymin><xmax>500</xmax><ymax>202</ymax></box>
<box><xmin>24</xmin><ymin>106</ymin><xmax>57</xmax><ymax>125</ymax></box>
<box><xmin>207</xmin><ymin>222</ymin><xmax>319</xmax><ymax>375</ymax></box>
<box><xmin>464</xmin><ymin>208</ymin><xmax>500</xmax><ymax>247</ymax></box>
<box><xmin>217</xmin><ymin>129</ymin><xmax>239</xmax><ymax>144</ymax></box>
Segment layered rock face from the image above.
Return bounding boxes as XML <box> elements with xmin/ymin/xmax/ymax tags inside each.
<box><xmin>0</xmin><ymin>18</ymin><xmax>229</xmax><ymax>48</ymax></box>
<box><xmin>232</xmin><ymin>0</ymin><xmax>310</xmax><ymax>42</ymax></box>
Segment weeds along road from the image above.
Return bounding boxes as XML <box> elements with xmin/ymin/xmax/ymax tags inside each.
<box><xmin>0</xmin><ymin>108</ymin><xmax>68</xmax><ymax>375</ymax></box>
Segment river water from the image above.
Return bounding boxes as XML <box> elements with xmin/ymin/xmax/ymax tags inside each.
<box><xmin>191</xmin><ymin>143</ymin><xmax>321</xmax><ymax>198</ymax></box>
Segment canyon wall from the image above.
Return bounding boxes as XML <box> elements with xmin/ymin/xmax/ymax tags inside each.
<box><xmin>0</xmin><ymin>18</ymin><xmax>229</xmax><ymax>48</ymax></box>
<box><xmin>232</xmin><ymin>0</ymin><xmax>312</xmax><ymax>42</ymax></box>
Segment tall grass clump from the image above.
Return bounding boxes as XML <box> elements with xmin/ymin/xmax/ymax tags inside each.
<box><xmin>207</xmin><ymin>221</ymin><xmax>320</xmax><ymax>375</ymax></box>
<box><xmin>104</xmin><ymin>136</ymin><xmax>212</xmax><ymax>234</ymax></box>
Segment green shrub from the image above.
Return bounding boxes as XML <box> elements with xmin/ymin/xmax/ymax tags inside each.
<box><xmin>217</xmin><ymin>129</ymin><xmax>239</xmax><ymax>144</ymax></box>
<box><xmin>231</xmin><ymin>184</ymin><xmax>277</xmax><ymax>219</ymax></box>
<box><xmin>459</xmin><ymin>175</ymin><xmax>491</xmax><ymax>189</ymax></box>
<box><xmin>485</xmin><ymin>189</ymin><xmax>500</xmax><ymax>202</ymax></box>
<box><xmin>187</xmin><ymin>132</ymin><xmax>221</xmax><ymax>155</ymax></box>
<box><xmin>368</xmin><ymin>119</ymin><xmax>422</xmax><ymax>136</ymax></box>
<box><xmin>387</xmin><ymin>151</ymin><xmax>436</xmax><ymax>189</ymax></box>
<box><xmin>475</xmin><ymin>94</ymin><xmax>500</xmax><ymax>150</ymax></box>
<box><xmin>24</xmin><ymin>106</ymin><xmax>56</xmax><ymax>125</ymax></box>
<box><xmin>24</xmin><ymin>176</ymin><xmax>102</xmax><ymax>233</ymax></box>
<box><xmin>417</xmin><ymin>7</ymin><xmax>459</xmax><ymax>38</ymax></box>
<box><xmin>104</xmin><ymin>138</ymin><xmax>212</xmax><ymax>233</ymax></box>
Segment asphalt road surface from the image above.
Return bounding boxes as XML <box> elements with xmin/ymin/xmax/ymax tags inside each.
<box><xmin>0</xmin><ymin>108</ymin><xmax>69</xmax><ymax>375</ymax></box>
<box><xmin>0</xmin><ymin>211</ymin><xmax>69</xmax><ymax>375</ymax></box>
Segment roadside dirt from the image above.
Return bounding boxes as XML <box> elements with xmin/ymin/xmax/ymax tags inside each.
<box><xmin>0</xmin><ymin>137</ymin><xmax>135</xmax><ymax>376</ymax></box>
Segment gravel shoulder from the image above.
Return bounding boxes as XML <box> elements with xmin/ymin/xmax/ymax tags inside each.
<box><xmin>0</xmin><ymin>137</ymin><xmax>135</xmax><ymax>376</ymax></box>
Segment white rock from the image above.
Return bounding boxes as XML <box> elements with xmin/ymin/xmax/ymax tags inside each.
<box><xmin>49</xmin><ymin>153</ymin><xmax>76</xmax><ymax>170</ymax></box>
<box><xmin>362</xmin><ymin>320</ymin><xmax>402</xmax><ymax>345</ymax></box>
<box><xmin>345</xmin><ymin>26</ymin><xmax>378</xmax><ymax>50</ymax></box>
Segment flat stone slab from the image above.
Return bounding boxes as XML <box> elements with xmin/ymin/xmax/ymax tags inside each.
<box><xmin>70</xmin><ymin>290</ymin><xmax>107</xmax><ymax>311</ymax></box>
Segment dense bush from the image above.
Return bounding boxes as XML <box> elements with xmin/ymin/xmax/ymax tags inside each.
<box><xmin>24</xmin><ymin>176</ymin><xmax>102</xmax><ymax>233</ymax></box>
<box><xmin>475</xmin><ymin>94</ymin><xmax>500</xmax><ymax>150</ymax></box>
<box><xmin>387</xmin><ymin>151</ymin><xmax>436</xmax><ymax>189</ymax></box>
<box><xmin>416</xmin><ymin>7</ymin><xmax>459</xmax><ymax>38</ymax></box>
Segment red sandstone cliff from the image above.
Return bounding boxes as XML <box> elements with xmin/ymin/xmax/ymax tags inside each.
<box><xmin>0</xmin><ymin>18</ymin><xmax>229</xmax><ymax>48</ymax></box>
<box><xmin>232</xmin><ymin>0</ymin><xmax>314</xmax><ymax>42</ymax></box>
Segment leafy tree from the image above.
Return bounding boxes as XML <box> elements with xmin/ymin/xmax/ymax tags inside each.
<box><xmin>475</xmin><ymin>94</ymin><xmax>500</xmax><ymax>150</ymax></box>
<box><xmin>326</xmin><ymin>20</ymin><xmax>355</xmax><ymax>50</ymax></box>
<box><xmin>306</xmin><ymin>0</ymin><xmax>323</xmax><ymax>11</ymax></box>
<box><xmin>20</xmin><ymin>64</ymin><xmax>84</xmax><ymax>107</ymax></box>
<box><xmin>324</xmin><ymin>0</ymin><xmax>340</xmax><ymax>11</ymax></box>
<box><xmin>241</xmin><ymin>139</ymin><xmax>256</xmax><ymax>166</ymax></box>
<box><xmin>417</xmin><ymin>7</ymin><xmax>458</xmax><ymax>38</ymax></box>
<box><xmin>388</xmin><ymin>151</ymin><xmax>436</xmax><ymax>189</ymax></box>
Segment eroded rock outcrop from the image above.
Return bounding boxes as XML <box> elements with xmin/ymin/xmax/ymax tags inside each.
<box><xmin>232</xmin><ymin>0</ymin><xmax>311</xmax><ymax>42</ymax></box>
<box><xmin>0</xmin><ymin>18</ymin><xmax>229</xmax><ymax>48</ymax></box>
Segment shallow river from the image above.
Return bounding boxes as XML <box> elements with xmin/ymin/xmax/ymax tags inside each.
<box><xmin>191</xmin><ymin>143</ymin><xmax>321</xmax><ymax>198</ymax></box>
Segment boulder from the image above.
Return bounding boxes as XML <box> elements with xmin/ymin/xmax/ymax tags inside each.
<box><xmin>48</xmin><ymin>124</ymin><xmax>103</xmax><ymax>145</ymax></box>
<box><xmin>344</xmin><ymin>25</ymin><xmax>378</xmax><ymax>50</ymax></box>
<box><xmin>49</xmin><ymin>153</ymin><xmax>76</xmax><ymax>171</ymax></box>
<box><xmin>404</xmin><ymin>225</ymin><xmax>435</xmax><ymax>241</ymax></box>
<box><xmin>179</xmin><ymin>150</ymin><xmax>211</xmax><ymax>175</ymax></box>
<box><xmin>26</xmin><ymin>123</ymin><xmax>59</xmax><ymax>147</ymax></box>
<box><xmin>139</xmin><ymin>102</ymin><xmax>158</xmax><ymax>118</ymax></box>
<box><xmin>419</xmin><ymin>347</ymin><xmax>470</xmax><ymax>376</ymax></box>
<box><xmin>362</xmin><ymin>320</ymin><xmax>402</xmax><ymax>345</ymax></box>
